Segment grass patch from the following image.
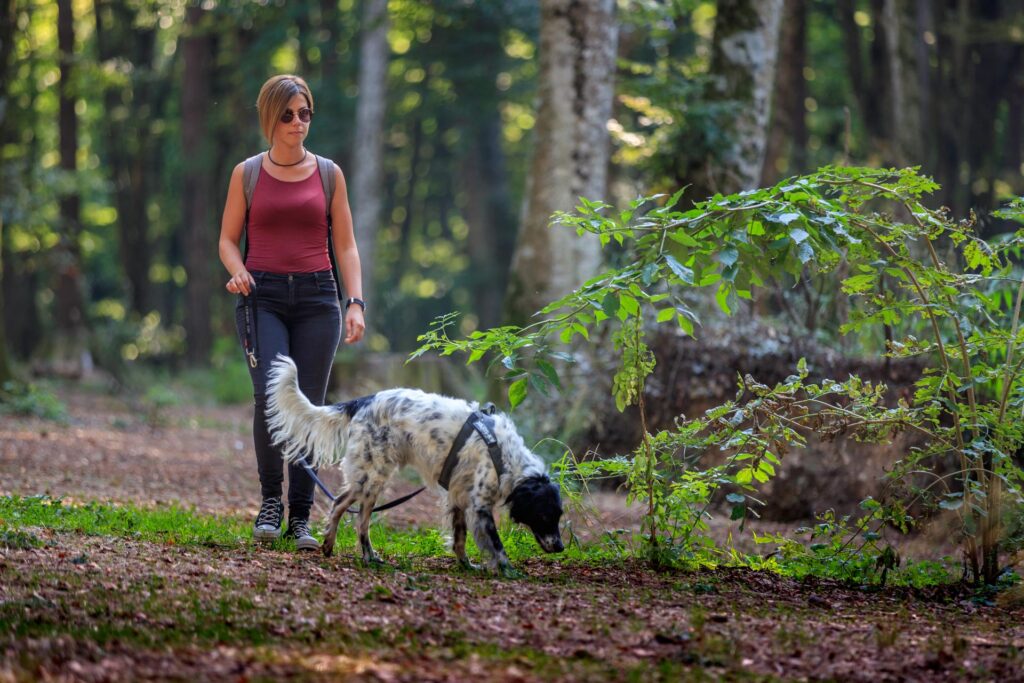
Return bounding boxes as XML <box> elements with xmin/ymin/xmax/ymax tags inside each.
<box><xmin>0</xmin><ymin>495</ymin><xmax>250</xmax><ymax>548</ymax></box>
<box><xmin>0</xmin><ymin>381</ymin><xmax>68</xmax><ymax>423</ymax></box>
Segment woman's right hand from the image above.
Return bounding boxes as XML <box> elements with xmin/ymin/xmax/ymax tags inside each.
<box><xmin>226</xmin><ymin>269</ymin><xmax>256</xmax><ymax>296</ymax></box>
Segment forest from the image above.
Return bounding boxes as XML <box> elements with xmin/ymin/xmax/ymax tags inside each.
<box><xmin>2</xmin><ymin>0</ymin><xmax>1024</xmax><ymax>681</ymax></box>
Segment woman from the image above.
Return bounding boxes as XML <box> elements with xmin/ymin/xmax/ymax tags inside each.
<box><xmin>219</xmin><ymin>74</ymin><xmax>366</xmax><ymax>550</ymax></box>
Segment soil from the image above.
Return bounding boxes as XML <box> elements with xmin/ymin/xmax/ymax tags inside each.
<box><xmin>1</xmin><ymin>388</ymin><xmax>1022</xmax><ymax>682</ymax></box>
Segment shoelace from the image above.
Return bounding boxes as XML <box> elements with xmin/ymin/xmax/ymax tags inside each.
<box><xmin>290</xmin><ymin>519</ymin><xmax>312</xmax><ymax>538</ymax></box>
<box><xmin>256</xmin><ymin>498</ymin><xmax>282</xmax><ymax>528</ymax></box>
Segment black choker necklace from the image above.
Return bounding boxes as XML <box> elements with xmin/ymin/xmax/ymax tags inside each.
<box><xmin>268</xmin><ymin>149</ymin><xmax>306</xmax><ymax>167</ymax></box>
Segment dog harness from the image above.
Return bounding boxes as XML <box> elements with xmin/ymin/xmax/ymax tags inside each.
<box><xmin>438</xmin><ymin>403</ymin><xmax>504</xmax><ymax>491</ymax></box>
<box><xmin>299</xmin><ymin>402</ymin><xmax>503</xmax><ymax>514</ymax></box>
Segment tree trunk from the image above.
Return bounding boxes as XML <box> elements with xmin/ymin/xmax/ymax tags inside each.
<box><xmin>181</xmin><ymin>5</ymin><xmax>213</xmax><ymax>365</ymax></box>
<box><xmin>350</xmin><ymin>0</ymin><xmax>388</xmax><ymax>320</ymax></box>
<box><xmin>704</xmin><ymin>0</ymin><xmax>785</xmax><ymax>196</ymax></box>
<box><xmin>881</xmin><ymin>0</ymin><xmax>922</xmax><ymax>167</ymax></box>
<box><xmin>94</xmin><ymin>0</ymin><xmax>155</xmax><ymax>315</ymax></box>
<box><xmin>0</xmin><ymin>0</ymin><xmax>16</xmax><ymax>383</ymax></box>
<box><xmin>54</xmin><ymin>0</ymin><xmax>90</xmax><ymax>377</ymax></box>
<box><xmin>463</xmin><ymin>116</ymin><xmax>516</xmax><ymax>331</ymax></box>
<box><xmin>506</xmin><ymin>0</ymin><xmax>618</xmax><ymax>324</ymax></box>
<box><xmin>760</xmin><ymin>0</ymin><xmax>806</xmax><ymax>184</ymax></box>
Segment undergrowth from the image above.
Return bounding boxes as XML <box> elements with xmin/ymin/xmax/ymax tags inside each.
<box><xmin>0</xmin><ymin>495</ymin><xmax>971</xmax><ymax>589</ymax></box>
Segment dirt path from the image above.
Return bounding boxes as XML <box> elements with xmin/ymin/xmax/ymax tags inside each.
<box><xmin>2</xmin><ymin>388</ymin><xmax>1023</xmax><ymax>681</ymax></box>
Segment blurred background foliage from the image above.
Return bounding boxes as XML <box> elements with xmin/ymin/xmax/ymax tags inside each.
<box><xmin>1</xmin><ymin>0</ymin><xmax>1023</xmax><ymax>401</ymax></box>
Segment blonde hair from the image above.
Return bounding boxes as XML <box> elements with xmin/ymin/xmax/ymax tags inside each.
<box><xmin>256</xmin><ymin>75</ymin><xmax>314</xmax><ymax>145</ymax></box>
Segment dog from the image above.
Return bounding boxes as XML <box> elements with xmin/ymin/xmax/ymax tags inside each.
<box><xmin>264</xmin><ymin>355</ymin><xmax>564</xmax><ymax>575</ymax></box>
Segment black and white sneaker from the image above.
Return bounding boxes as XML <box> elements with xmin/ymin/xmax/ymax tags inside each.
<box><xmin>286</xmin><ymin>518</ymin><xmax>320</xmax><ymax>551</ymax></box>
<box><xmin>253</xmin><ymin>497</ymin><xmax>284</xmax><ymax>543</ymax></box>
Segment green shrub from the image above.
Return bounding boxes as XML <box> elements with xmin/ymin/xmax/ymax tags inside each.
<box><xmin>415</xmin><ymin>166</ymin><xmax>1024</xmax><ymax>584</ymax></box>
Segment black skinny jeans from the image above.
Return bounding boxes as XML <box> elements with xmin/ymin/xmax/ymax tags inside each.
<box><xmin>235</xmin><ymin>270</ymin><xmax>341</xmax><ymax>521</ymax></box>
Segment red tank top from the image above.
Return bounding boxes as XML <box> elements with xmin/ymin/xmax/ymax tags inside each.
<box><xmin>244</xmin><ymin>167</ymin><xmax>330</xmax><ymax>273</ymax></box>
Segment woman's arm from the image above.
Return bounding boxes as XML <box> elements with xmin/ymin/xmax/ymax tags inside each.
<box><xmin>331</xmin><ymin>163</ymin><xmax>365</xmax><ymax>344</ymax></box>
<box><xmin>219</xmin><ymin>162</ymin><xmax>256</xmax><ymax>295</ymax></box>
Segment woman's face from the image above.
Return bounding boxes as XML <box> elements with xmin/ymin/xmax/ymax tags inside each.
<box><xmin>272</xmin><ymin>93</ymin><xmax>311</xmax><ymax>148</ymax></box>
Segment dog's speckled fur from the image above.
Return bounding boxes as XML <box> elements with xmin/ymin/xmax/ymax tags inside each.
<box><xmin>265</xmin><ymin>354</ymin><xmax>564</xmax><ymax>573</ymax></box>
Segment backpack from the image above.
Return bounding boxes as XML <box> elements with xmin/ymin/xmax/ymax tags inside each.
<box><xmin>240</xmin><ymin>152</ymin><xmax>343</xmax><ymax>303</ymax></box>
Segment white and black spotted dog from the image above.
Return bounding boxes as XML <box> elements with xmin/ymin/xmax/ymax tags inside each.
<box><xmin>265</xmin><ymin>355</ymin><xmax>564</xmax><ymax>575</ymax></box>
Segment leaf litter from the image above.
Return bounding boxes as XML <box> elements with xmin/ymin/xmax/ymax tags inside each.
<box><xmin>1</xmin><ymin>389</ymin><xmax>1022</xmax><ymax>681</ymax></box>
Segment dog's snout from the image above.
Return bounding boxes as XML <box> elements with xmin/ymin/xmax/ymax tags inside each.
<box><xmin>541</xmin><ymin>535</ymin><xmax>564</xmax><ymax>554</ymax></box>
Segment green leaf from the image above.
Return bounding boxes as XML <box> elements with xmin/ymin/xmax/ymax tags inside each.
<box><xmin>536</xmin><ymin>358</ymin><xmax>562</xmax><ymax>390</ymax></box>
<box><xmin>619</xmin><ymin>294</ymin><xmax>640</xmax><ymax>317</ymax></box>
<box><xmin>719</xmin><ymin>247</ymin><xmax>739</xmax><ymax>267</ymax></box>
<box><xmin>789</xmin><ymin>227</ymin><xmax>810</xmax><ymax>243</ymax></box>
<box><xmin>641</xmin><ymin>262</ymin><xmax>659</xmax><ymax>286</ymax></box>
<box><xmin>726</xmin><ymin>493</ymin><xmax>745</xmax><ymax>504</ymax></box>
<box><xmin>677</xmin><ymin>313</ymin><xmax>694</xmax><ymax>336</ymax></box>
<box><xmin>842</xmin><ymin>273</ymin><xmax>877</xmax><ymax>294</ymax></box>
<box><xmin>715</xmin><ymin>283</ymin><xmax>732</xmax><ymax>315</ymax></box>
<box><xmin>938</xmin><ymin>498</ymin><xmax>963</xmax><ymax>511</ymax></box>
<box><xmin>664</xmin><ymin>254</ymin><xmax>695</xmax><ymax>284</ymax></box>
<box><xmin>797</xmin><ymin>240</ymin><xmax>815</xmax><ymax>264</ymax></box>
<box><xmin>601</xmin><ymin>292</ymin><xmax>618</xmax><ymax>319</ymax></box>
<box><xmin>508</xmin><ymin>378</ymin><xmax>528</xmax><ymax>409</ymax></box>
<box><xmin>656</xmin><ymin>308</ymin><xmax>675</xmax><ymax>323</ymax></box>
<box><xmin>735</xmin><ymin>467</ymin><xmax>753</xmax><ymax>484</ymax></box>
<box><xmin>670</xmin><ymin>229</ymin><xmax>699</xmax><ymax>247</ymax></box>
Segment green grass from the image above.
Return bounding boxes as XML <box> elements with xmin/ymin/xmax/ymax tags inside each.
<box><xmin>0</xmin><ymin>495</ymin><xmax>251</xmax><ymax>548</ymax></box>
<box><xmin>0</xmin><ymin>495</ymin><xmax>966</xmax><ymax>590</ymax></box>
<box><xmin>0</xmin><ymin>495</ymin><xmax>590</xmax><ymax>565</ymax></box>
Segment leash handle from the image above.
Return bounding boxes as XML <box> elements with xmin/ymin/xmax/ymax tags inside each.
<box><xmin>242</xmin><ymin>290</ymin><xmax>258</xmax><ymax>368</ymax></box>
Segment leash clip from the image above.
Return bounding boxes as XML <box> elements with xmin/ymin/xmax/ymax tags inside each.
<box><xmin>247</xmin><ymin>350</ymin><xmax>258</xmax><ymax>368</ymax></box>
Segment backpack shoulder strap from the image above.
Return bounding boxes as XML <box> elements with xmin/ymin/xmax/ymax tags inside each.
<box><xmin>314</xmin><ymin>154</ymin><xmax>344</xmax><ymax>304</ymax></box>
<box><xmin>242</xmin><ymin>153</ymin><xmax>264</xmax><ymax>211</ymax></box>
<box><xmin>314</xmin><ymin>154</ymin><xmax>336</xmax><ymax>223</ymax></box>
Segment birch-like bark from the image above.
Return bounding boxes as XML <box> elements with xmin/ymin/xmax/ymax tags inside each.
<box><xmin>507</xmin><ymin>0</ymin><xmax>618</xmax><ymax>323</ymax></box>
<box><xmin>350</xmin><ymin>0</ymin><xmax>388</xmax><ymax>318</ymax></box>
<box><xmin>707</xmin><ymin>0</ymin><xmax>784</xmax><ymax>194</ymax></box>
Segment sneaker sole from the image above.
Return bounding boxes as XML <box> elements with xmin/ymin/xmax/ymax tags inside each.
<box><xmin>253</xmin><ymin>527</ymin><xmax>282</xmax><ymax>542</ymax></box>
<box><xmin>294</xmin><ymin>537</ymin><xmax>320</xmax><ymax>551</ymax></box>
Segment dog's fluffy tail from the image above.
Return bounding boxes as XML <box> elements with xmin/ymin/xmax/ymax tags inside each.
<box><xmin>265</xmin><ymin>354</ymin><xmax>350</xmax><ymax>467</ymax></box>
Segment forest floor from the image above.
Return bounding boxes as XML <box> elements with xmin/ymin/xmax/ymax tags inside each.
<box><xmin>1</xmin><ymin>386</ymin><xmax>1023</xmax><ymax>682</ymax></box>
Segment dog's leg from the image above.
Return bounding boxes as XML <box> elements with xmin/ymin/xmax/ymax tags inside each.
<box><xmin>451</xmin><ymin>507</ymin><xmax>477</xmax><ymax>570</ymax></box>
<box><xmin>469</xmin><ymin>506</ymin><xmax>517</xmax><ymax>578</ymax></box>
<box><xmin>322</xmin><ymin>488</ymin><xmax>357</xmax><ymax>558</ymax></box>
<box><xmin>356</xmin><ymin>498</ymin><xmax>383</xmax><ymax>565</ymax></box>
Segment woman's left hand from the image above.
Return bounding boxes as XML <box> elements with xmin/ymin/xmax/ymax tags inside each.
<box><xmin>344</xmin><ymin>307</ymin><xmax>365</xmax><ymax>344</ymax></box>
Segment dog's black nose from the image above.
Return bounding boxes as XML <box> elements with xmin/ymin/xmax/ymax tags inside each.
<box><xmin>540</xmin><ymin>535</ymin><xmax>564</xmax><ymax>553</ymax></box>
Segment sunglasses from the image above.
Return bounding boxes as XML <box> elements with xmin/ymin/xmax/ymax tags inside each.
<box><xmin>280</xmin><ymin>107</ymin><xmax>313</xmax><ymax>124</ymax></box>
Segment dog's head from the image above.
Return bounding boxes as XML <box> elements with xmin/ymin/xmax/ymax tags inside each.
<box><xmin>507</xmin><ymin>475</ymin><xmax>564</xmax><ymax>553</ymax></box>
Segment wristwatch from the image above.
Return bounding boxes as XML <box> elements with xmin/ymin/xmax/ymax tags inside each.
<box><xmin>345</xmin><ymin>297</ymin><xmax>366</xmax><ymax>312</ymax></box>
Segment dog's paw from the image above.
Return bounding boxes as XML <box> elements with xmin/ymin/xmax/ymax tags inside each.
<box><xmin>322</xmin><ymin>542</ymin><xmax>335</xmax><ymax>558</ymax></box>
<box><xmin>458</xmin><ymin>558</ymin><xmax>482</xmax><ymax>572</ymax></box>
<box><xmin>497</xmin><ymin>564</ymin><xmax>526</xmax><ymax>580</ymax></box>
<box><xmin>362</xmin><ymin>552</ymin><xmax>385</xmax><ymax>567</ymax></box>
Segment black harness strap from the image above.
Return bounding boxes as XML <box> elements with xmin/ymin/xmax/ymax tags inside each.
<box><xmin>438</xmin><ymin>403</ymin><xmax>503</xmax><ymax>491</ymax></box>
